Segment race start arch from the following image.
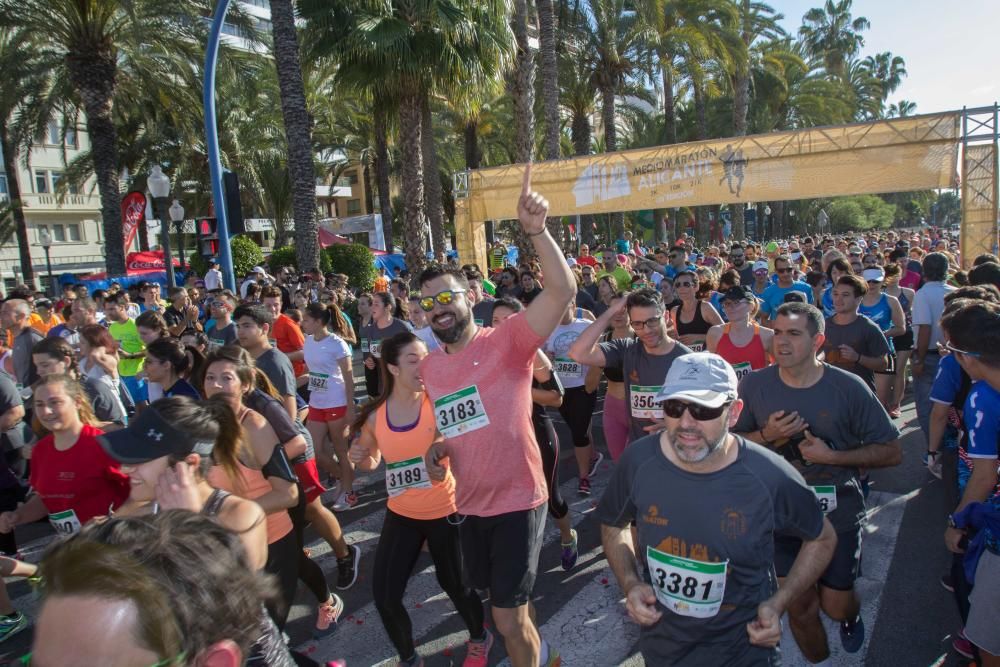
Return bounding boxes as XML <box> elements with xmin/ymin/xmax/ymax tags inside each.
<box><xmin>453</xmin><ymin>106</ymin><xmax>998</xmax><ymax>269</ymax></box>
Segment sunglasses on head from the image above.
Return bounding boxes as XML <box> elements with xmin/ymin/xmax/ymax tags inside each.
<box><xmin>662</xmin><ymin>399</ymin><xmax>731</xmax><ymax>420</ymax></box>
<box><xmin>419</xmin><ymin>289</ymin><xmax>467</xmax><ymax>312</ymax></box>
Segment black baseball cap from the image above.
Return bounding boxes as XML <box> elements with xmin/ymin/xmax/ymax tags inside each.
<box><xmin>783</xmin><ymin>291</ymin><xmax>807</xmax><ymax>304</ymax></box>
<box><xmin>720</xmin><ymin>285</ymin><xmax>755</xmax><ymax>303</ymax></box>
<box><xmin>99</xmin><ymin>404</ymin><xmax>214</xmax><ymax>464</ymax></box>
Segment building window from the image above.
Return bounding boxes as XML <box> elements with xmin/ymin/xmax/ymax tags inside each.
<box><xmin>38</xmin><ymin>224</ymin><xmax>81</xmax><ymax>243</ymax></box>
<box><xmin>347</xmin><ymin>199</ymin><xmax>362</xmax><ymax>215</ymax></box>
<box><xmin>47</xmin><ymin>121</ymin><xmax>61</xmax><ymax>145</ymax></box>
<box><xmin>50</xmin><ymin>171</ymin><xmax>61</xmax><ymax>192</ymax></box>
<box><xmin>65</xmin><ymin>126</ymin><xmax>78</xmax><ymax>149</ymax></box>
<box><xmin>35</xmin><ymin>171</ymin><xmax>49</xmax><ymax>193</ymax></box>
<box><xmin>0</xmin><ymin>174</ymin><xmax>7</xmax><ymax>199</ymax></box>
<box><xmin>348</xmin><ymin>172</ymin><xmax>359</xmax><ymax>185</ymax></box>
<box><xmin>67</xmin><ymin>223</ymin><xmax>81</xmax><ymax>242</ymax></box>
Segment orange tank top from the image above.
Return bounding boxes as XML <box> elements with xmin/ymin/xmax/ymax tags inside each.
<box><xmin>374</xmin><ymin>397</ymin><xmax>457</xmax><ymax>521</ymax></box>
<box><xmin>716</xmin><ymin>323</ymin><xmax>769</xmax><ymax>380</ymax></box>
<box><xmin>208</xmin><ymin>460</ymin><xmax>293</xmax><ymax>544</ymax></box>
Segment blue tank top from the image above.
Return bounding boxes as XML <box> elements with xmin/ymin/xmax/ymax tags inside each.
<box><xmin>859</xmin><ymin>293</ymin><xmax>894</xmax><ymax>352</ymax></box>
<box><xmin>821</xmin><ymin>286</ymin><xmax>835</xmax><ymax>318</ymax></box>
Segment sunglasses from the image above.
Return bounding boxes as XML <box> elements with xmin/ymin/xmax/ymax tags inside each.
<box><xmin>776</xmin><ymin>268</ymin><xmax>794</xmax><ymax>274</ymax></box>
<box><xmin>419</xmin><ymin>289</ymin><xmax>467</xmax><ymax>312</ymax></box>
<box><xmin>662</xmin><ymin>399</ymin><xmax>731</xmax><ymax>421</ymax></box>
<box><xmin>945</xmin><ymin>341</ymin><xmax>981</xmax><ymax>358</ymax></box>
<box><xmin>674</xmin><ymin>281</ymin><xmax>694</xmax><ymax>288</ymax></box>
<box><xmin>629</xmin><ymin>314</ymin><xmax>663</xmax><ymax>330</ymax></box>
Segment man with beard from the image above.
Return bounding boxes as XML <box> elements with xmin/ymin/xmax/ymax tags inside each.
<box><xmin>569</xmin><ymin>289</ymin><xmax>692</xmax><ymax>443</ymax></box>
<box><xmin>729</xmin><ymin>243</ymin><xmax>755</xmax><ymax>286</ymax></box>
<box><xmin>597</xmin><ymin>353</ymin><xmax>836</xmax><ymax>665</ymax></box>
<box><xmin>421</xmin><ymin>164</ymin><xmax>575</xmax><ymax>667</ymax></box>
<box><xmin>734</xmin><ymin>302</ymin><xmax>901</xmax><ymax>662</ymax></box>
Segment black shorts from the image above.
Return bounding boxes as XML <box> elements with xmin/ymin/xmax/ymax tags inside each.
<box><xmin>558</xmin><ymin>385</ymin><xmax>597</xmax><ymax>448</ymax></box>
<box><xmin>892</xmin><ymin>330</ymin><xmax>914</xmax><ymax>352</ymax></box>
<box><xmin>458</xmin><ymin>504</ymin><xmax>546</xmax><ymax>608</ymax></box>
<box><xmin>874</xmin><ymin>352</ymin><xmax>897</xmax><ymax>375</ymax></box>
<box><xmin>775</xmin><ymin>525</ymin><xmax>862</xmax><ymax>591</ymax></box>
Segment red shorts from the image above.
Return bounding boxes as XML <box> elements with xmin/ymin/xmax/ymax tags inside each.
<box><xmin>294</xmin><ymin>459</ymin><xmax>326</xmax><ymax>504</ymax></box>
<box><xmin>307</xmin><ymin>405</ymin><xmax>347</xmax><ymax>423</ymax></box>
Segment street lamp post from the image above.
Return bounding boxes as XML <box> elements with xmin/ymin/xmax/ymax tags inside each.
<box><xmin>148</xmin><ymin>165</ymin><xmax>176</xmax><ymax>287</ymax></box>
<box><xmin>169</xmin><ymin>199</ymin><xmax>186</xmax><ymax>275</ymax></box>
<box><xmin>764</xmin><ymin>205</ymin><xmax>772</xmax><ymax>240</ymax></box>
<box><xmin>39</xmin><ymin>228</ymin><xmax>54</xmax><ymax>297</ymax></box>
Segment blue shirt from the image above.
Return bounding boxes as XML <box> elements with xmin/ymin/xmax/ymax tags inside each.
<box><xmin>759</xmin><ymin>282</ymin><xmax>814</xmax><ymax>318</ymax></box>
<box><xmin>930</xmin><ymin>354</ymin><xmax>967</xmax><ymax>453</ymax></box>
<box><xmin>662</xmin><ymin>264</ymin><xmax>698</xmax><ymax>281</ymax></box>
<box><xmin>963</xmin><ymin>381</ymin><xmax>1000</xmax><ymax>550</ymax></box>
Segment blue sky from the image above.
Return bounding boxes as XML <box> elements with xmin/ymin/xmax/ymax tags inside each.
<box><xmin>775</xmin><ymin>0</ymin><xmax>999</xmax><ymax>115</ymax></box>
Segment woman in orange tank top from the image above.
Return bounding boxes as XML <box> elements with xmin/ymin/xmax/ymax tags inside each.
<box><xmin>707</xmin><ymin>285</ymin><xmax>774</xmax><ymax>382</ymax></box>
<box><xmin>202</xmin><ymin>353</ymin><xmax>344</xmax><ymax>633</ymax></box>
<box><xmin>349</xmin><ymin>332</ymin><xmax>490</xmax><ymax>667</ymax></box>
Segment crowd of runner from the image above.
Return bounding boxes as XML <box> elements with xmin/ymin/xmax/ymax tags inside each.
<box><xmin>0</xmin><ymin>169</ymin><xmax>997</xmax><ymax>667</ymax></box>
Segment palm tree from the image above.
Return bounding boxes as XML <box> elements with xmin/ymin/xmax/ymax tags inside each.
<box><xmin>887</xmin><ymin>100</ymin><xmax>917</xmax><ymax>118</ymax></box>
<box><xmin>560</xmin><ymin>50</ymin><xmax>597</xmax><ymax>245</ymax></box>
<box><xmin>303</xmin><ymin>0</ymin><xmax>514</xmax><ymax>274</ymax></box>
<box><xmin>268</xmin><ymin>0</ymin><xmax>320</xmax><ymax>272</ymax></box>
<box><xmin>798</xmin><ymin>0</ymin><xmax>870</xmax><ymax>78</ymax></box>
<box><xmin>0</xmin><ymin>27</ymin><xmax>57</xmax><ymax>283</ymax></box>
<box><xmin>537</xmin><ymin>0</ymin><xmax>565</xmax><ymax>244</ymax></box>
<box><xmin>421</xmin><ymin>92</ymin><xmax>447</xmax><ymax>258</ymax></box>
<box><xmin>861</xmin><ymin>51</ymin><xmax>907</xmax><ymax>115</ymax></box>
<box><xmin>509</xmin><ymin>0</ymin><xmax>536</xmax><ymax>261</ymax></box>
<box><xmin>587</xmin><ymin>0</ymin><xmax>642</xmax><ymax>239</ymax></box>
<box><xmin>1</xmin><ymin>0</ymin><xmax>205</xmax><ymax>276</ymax></box>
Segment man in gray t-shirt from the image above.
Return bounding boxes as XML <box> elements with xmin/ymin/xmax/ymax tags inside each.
<box><xmin>597</xmin><ymin>353</ymin><xmax>834</xmax><ymax>666</ymax></box>
<box><xmin>820</xmin><ymin>275</ymin><xmax>890</xmax><ymax>393</ymax></box>
<box><xmin>568</xmin><ymin>289</ymin><xmax>691</xmax><ymax>442</ymax></box>
<box><xmin>734</xmin><ymin>302</ymin><xmax>900</xmax><ymax>663</ymax></box>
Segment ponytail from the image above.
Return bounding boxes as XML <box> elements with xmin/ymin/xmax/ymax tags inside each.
<box><xmin>306</xmin><ymin>302</ymin><xmax>356</xmax><ymax>345</ymax></box>
<box><xmin>153</xmin><ymin>395</ymin><xmax>246</xmax><ymax>494</ymax></box>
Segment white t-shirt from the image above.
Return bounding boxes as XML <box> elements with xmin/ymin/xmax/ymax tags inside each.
<box><xmin>544</xmin><ymin>319</ymin><xmax>592</xmax><ymax>389</ymax></box>
<box><xmin>304</xmin><ymin>333</ymin><xmax>351</xmax><ymax>408</ymax></box>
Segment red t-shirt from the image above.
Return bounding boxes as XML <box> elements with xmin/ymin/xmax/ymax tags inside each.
<box><xmin>272</xmin><ymin>314</ymin><xmax>306</xmax><ymax>376</ymax></box>
<box><xmin>420</xmin><ymin>313</ymin><xmax>547</xmax><ymax>517</ymax></box>
<box><xmin>576</xmin><ymin>255</ymin><xmax>599</xmax><ymax>268</ymax></box>
<box><xmin>29</xmin><ymin>424</ymin><xmax>130</xmax><ymax>529</ymax></box>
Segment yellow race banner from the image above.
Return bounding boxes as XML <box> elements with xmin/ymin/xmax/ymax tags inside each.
<box><xmin>463</xmin><ymin>112</ymin><xmax>961</xmax><ymax>222</ymax></box>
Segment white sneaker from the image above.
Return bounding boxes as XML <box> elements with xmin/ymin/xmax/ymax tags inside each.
<box><xmin>331</xmin><ymin>491</ymin><xmax>358</xmax><ymax>511</ymax></box>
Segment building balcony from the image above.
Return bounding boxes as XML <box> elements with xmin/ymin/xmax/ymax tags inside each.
<box><xmin>316</xmin><ymin>184</ymin><xmax>352</xmax><ymax>199</ymax></box>
<box><xmin>21</xmin><ymin>192</ymin><xmax>101</xmax><ymax>213</ymax></box>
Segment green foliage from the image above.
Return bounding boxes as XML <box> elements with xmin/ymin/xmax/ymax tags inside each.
<box><xmin>325</xmin><ymin>243</ymin><xmax>377</xmax><ymax>292</ymax></box>
<box><xmin>268</xmin><ymin>244</ymin><xmax>332</xmax><ymax>273</ymax></box>
<box><xmin>827</xmin><ymin>195</ymin><xmax>895</xmax><ymax>233</ymax></box>
<box><xmin>188</xmin><ymin>250</ymin><xmax>209</xmax><ymax>277</ymax></box>
<box><xmin>231</xmin><ymin>235</ymin><xmax>265</xmax><ymax>278</ymax></box>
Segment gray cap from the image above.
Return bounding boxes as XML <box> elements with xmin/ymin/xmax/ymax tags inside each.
<box><xmin>655</xmin><ymin>352</ymin><xmax>739</xmax><ymax>408</ymax></box>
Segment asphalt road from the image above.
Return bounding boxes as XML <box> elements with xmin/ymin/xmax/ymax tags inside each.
<box><xmin>0</xmin><ymin>371</ymin><xmax>974</xmax><ymax>666</ymax></box>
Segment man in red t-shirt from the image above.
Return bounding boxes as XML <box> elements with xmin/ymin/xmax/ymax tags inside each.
<box><xmin>576</xmin><ymin>244</ymin><xmax>599</xmax><ymax>268</ymax></box>
<box><xmin>261</xmin><ymin>286</ymin><xmax>305</xmax><ymax>376</ymax></box>
<box><xmin>423</xmin><ymin>164</ymin><xmax>575</xmax><ymax>667</ymax></box>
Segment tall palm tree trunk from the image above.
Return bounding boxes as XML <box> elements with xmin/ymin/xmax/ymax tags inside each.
<box><xmin>399</xmin><ymin>93</ymin><xmax>426</xmax><ymax>275</ymax></box>
<box><xmin>464</xmin><ymin>120</ymin><xmax>480</xmax><ymax>169</ymax></box>
<box><xmin>66</xmin><ymin>52</ymin><xmax>125</xmax><ymax>276</ymax></box>
<box><xmin>270</xmin><ymin>0</ymin><xmax>319</xmax><ymax>272</ymax></box>
<box><xmin>537</xmin><ymin>0</ymin><xmax>563</xmax><ymax>247</ymax></box>
<box><xmin>510</xmin><ymin>0</ymin><xmax>536</xmax><ymax>262</ymax></box>
<box><xmin>571</xmin><ymin>111</ymin><xmax>593</xmax><ymax>247</ymax></box>
<box><xmin>420</xmin><ymin>92</ymin><xmax>446</xmax><ymax>258</ymax></box>
<box><xmin>693</xmin><ymin>82</ymin><xmax>710</xmax><ymax>245</ymax></box>
<box><xmin>662</xmin><ymin>63</ymin><xmax>676</xmax><ymax>144</ymax></box>
<box><xmin>0</xmin><ymin>125</ymin><xmax>33</xmax><ymax>283</ymax></box>
<box><xmin>601</xmin><ymin>85</ymin><xmax>624</xmax><ymax>240</ymax></box>
<box><xmin>373</xmin><ymin>105</ymin><xmax>394</xmax><ymax>252</ymax></box>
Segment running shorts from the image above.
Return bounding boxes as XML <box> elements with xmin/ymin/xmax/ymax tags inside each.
<box><xmin>965</xmin><ymin>548</ymin><xmax>1000</xmax><ymax>655</ymax></box>
<box><xmin>891</xmin><ymin>330</ymin><xmax>914</xmax><ymax>353</ymax></box>
<box><xmin>307</xmin><ymin>405</ymin><xmax>347</xmax><ymax>423</ymax></box>
<box><xmin>458</xmin><ymin>504</ymin><xmax>546</xmax><ymax>608</ymax></box>
<box><xmin>775</xmin><ymin>525</ymin><xmax>862</xmax><ymax>591</ymax></box>
<box><xmin>293</xmin><ymin>459</ymin><xmax>326</xmax><ymax>504</ymax></box>
<box><xmin>874</xmin><ymin>352</ymin><xmax>897</xmax><ymax>375</ymax></box>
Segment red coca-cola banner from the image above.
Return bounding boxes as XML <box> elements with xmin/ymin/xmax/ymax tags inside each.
<box><xmin>121</xmin><ymin>191</ymin><xmax>146</xmax><ymax>252</ymax></box>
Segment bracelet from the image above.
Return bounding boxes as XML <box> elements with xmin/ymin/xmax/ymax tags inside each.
<box><xmin>927</xmin><ymin>450</ymin><xmax>940</xmax><ymax>458</ymax></box>
<box><xmin>760</xmin><ymin>429</ymin><xmax>773</xmax><ymax>446</ymax></box>
<box><xmin>526</xmin><ymin>227</ymin><xmax>548</xmax><ymax>237</ymax></box>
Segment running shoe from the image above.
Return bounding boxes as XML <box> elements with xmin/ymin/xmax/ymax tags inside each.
<box><xmin>332</xmin><ymin>491</ymin><xmax>358</xmax><ymax>511</ymax></box>
<box><xmin>940</xmin><ymin>574</ymin><xmax>956</xmax><ymax>593</ymax></box>
<box><xmin>561</xmin><ymin>529</ymin><xmax>579</xmax><ymax>571</ymax></box>
<box><xmin>839</xmin><ymin>615</ymin><xmax>865</xmax><ymax>653</ymax></box>
<box><xmin>588</xmin><ymin>451</ymin><xmax>605</xmax><ymax>478</ymax></box>
<box><xmin>336</xmin><ymin>543</ymin><xmax>361</xmax><ymax>590</ymax></box>
<box><xmin>0</xmin><ymin>612</ymin><xmax>26</xmax><ymax>643</ymax></box>
<box><xmin>578</xmin><ymin>477</ymin><xmax>591</xmax><ymax>497</ymax></box>
<box><xmin>952</xmin><ymin>628</ymin><xmax>975</xmax><ymax>660</ymax></box>
<box><xmin>542</xmin><ymin>645</ymin><xmax>562</xmax><ymax>667</ymax></box>
<box><xmin>313</xmin><ymin>593</ymin><xmax>345</xmax><ymax>638</ymax></box>
<box><xmin>462</xmin><ymin>628</ymin><xmax>494</xmax><ymax>667</ymax></box>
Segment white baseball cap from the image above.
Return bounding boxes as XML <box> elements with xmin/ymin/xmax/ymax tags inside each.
<box><xmin>655</xmin><ymin>353</ymin><xmax>739</xmax><ymax>408</ymax></box>
<box><xmin>752</xmin><ymin>260</ymin><xmax>769</xmax><ymax>273</ymax></box>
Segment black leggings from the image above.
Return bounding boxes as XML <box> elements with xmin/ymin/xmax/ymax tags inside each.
<box><xmin>533</xmin><ymin>410</ymin><xmax>569</xmax><ymax>520</ymax></box>
<box><xmin>558</xmin><ymin>386</ymin><xmax>597</xmax><ymax>447</ymax></box>
<box><xmin>289</xmin><ymin>483</ymin><xmax>332</xmax><ymax>605</ymax></box>
<box><xmin>264</xmin><ymin>529</ymin><xmax>300</xmax><ymax>630</ymax></box>
<box><xmin>372</xmin><ymin>509</ymin><xmax>485</xmax><ymax>660</ymax></box>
